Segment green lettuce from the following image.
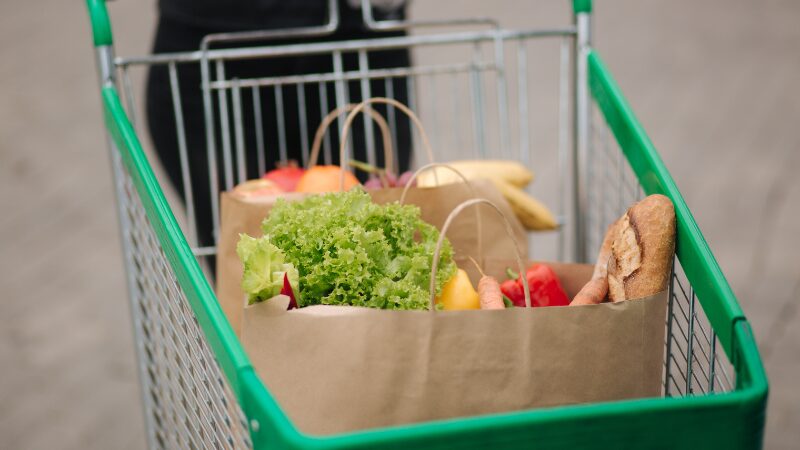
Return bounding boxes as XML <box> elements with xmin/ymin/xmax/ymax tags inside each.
<box><xmin>243</xmin><ymin>189</ymin><xmax>455</xmax><ymax>310</ymax></box>
<box><xmin>236</xmin><ymin>234</ymin><xmax>300</xmax><ymax>304</ymax></box>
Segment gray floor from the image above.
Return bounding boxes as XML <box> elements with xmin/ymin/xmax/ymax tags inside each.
<box><xmin>0</xmin><ymin>1</ymin><xmax>797</xmax><ymax>448</ymax></box>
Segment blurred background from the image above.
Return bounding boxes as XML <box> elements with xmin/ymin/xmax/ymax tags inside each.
<box><xmin>0</xmin><ymin>0</ymin><xmax>798</xmax><ymax>448</ymax></box>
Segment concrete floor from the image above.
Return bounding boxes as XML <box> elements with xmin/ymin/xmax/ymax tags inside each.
<box><xmin>0</xmin><ymin>0</ymin><xmax>798</xmax><ymax>448</ymax></box>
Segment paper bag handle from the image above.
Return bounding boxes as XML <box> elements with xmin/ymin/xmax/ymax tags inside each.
<box><xmin>399</xmin><ymin>163</ymin><xmax>483</xmax><ymax>258</ymax></box>
<box><xmin>308</xmin><ymin>103</ymin><xmax>395</xmax><ymax>175</ymax></box>
<box><xmin>339</xmin><ymin>98</ymin><xmax>435</xmax><ymax>191</ymax></box>
<box><xmin>430</xmin><ymin>198</ymin><xmax>531</xmax><ymax>310</ymax></box>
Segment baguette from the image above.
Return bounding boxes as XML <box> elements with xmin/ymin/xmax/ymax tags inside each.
<box><xmin>593</xmin><ymin>219</ymin><xmax>619</xmax><ymax>280</ymax></box>
<box><xmin>607</xmin><ymin>194</ymin><xmax>676</xmax><ymax>302</ymax></box>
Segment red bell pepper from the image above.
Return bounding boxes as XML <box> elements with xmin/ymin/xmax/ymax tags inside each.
<box><xmin>500</xmin><ymin>277</ymin><xmax>526</xmax><ymax>307</ymax></box>
<box><xmin>282</xmin><ymin>273</ymin><xmax>298</xmax><ymax>310</ymax></box>
<box><xmin>500</xmin><ymin>264</ymin><xmax>570</xmax><ymax>308</ymax></box>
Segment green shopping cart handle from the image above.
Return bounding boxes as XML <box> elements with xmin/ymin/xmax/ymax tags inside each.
<box><xmin>573</xmin><ymin>0</ymin><xmax>593</xmax><ymax>14</ymax></box>
<box><xmin>88</xmin><ymin>0</ymin><xmax>592</xmax><ymax>45</ymax></box>
<box><xmin>86</xmin><ymin>0</ymin><xmax>112</xmax><ymax>46</ymax></box>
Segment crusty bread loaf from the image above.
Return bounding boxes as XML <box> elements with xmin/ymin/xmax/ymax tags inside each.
<box><xmin>607</xmin><ymin>194</ymin><xmax>676</xmax><ymax>302</ymax></box>
<box><xmin>593</xmin><ymin>219</ymin><xmax>619</xmax><ymax>280</ymax></box>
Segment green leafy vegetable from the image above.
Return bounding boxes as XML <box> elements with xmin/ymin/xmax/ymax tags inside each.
<box><xmin>241</xmin><ymin>189</ymin><xmax>456</xmax><ymax>310</ymax></box>
<box><xmin>236</xmin><ymin>234</ymin><xmax>300</xmax><ymax>304</ymax></box>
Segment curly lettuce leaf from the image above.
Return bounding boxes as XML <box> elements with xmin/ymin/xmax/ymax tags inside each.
<box><xmin>259</xmin><ymin>189</ymin><xmax>456</xmax><ymax>310</ymax></box>
<box><xmin>236</xmin><ymin>234</ymin><xmax>300</xmax><ymax>304</ymax></box>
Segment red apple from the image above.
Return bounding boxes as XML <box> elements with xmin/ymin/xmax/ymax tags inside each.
<box><xmin>263</xmin><ymin>161</ymin><xmax>306</xmax><ymax>192</ymax></box>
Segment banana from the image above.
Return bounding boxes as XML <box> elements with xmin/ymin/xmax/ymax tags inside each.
<box><xmin>414</xmin><ymin>159</ymin><xmax>555</xmax><ymax>231</ymax></box>
<box><xmin>493</xmin><ymin>179</ymin><xmax>558</xmax><ymax>231</ymax></box>
<box><xmin>417</xmin><ymin>160</ymin><xmax>534</xmax><ymax>188</ymax></box>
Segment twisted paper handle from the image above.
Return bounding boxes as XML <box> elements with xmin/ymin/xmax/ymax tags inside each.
<box><xmin>429</xmin><ymin>198</ymin><xmax>531</xmax><ymax>310</ymax></box>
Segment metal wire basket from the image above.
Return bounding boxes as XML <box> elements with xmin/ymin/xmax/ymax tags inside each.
<box><xmin>86</xmin><ymin>0</ymin><xmax>767</xmax><ymax>448</ymax></box>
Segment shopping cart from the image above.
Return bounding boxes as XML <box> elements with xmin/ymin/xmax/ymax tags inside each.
<box><xmin>85</xmin><ymin>0</ymin><xmax>767</xmax><ymax>448</ymax></box>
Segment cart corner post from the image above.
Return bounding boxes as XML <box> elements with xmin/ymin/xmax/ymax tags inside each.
<box><xmin>573</xmin><ymin>0</ymin><xmax>593</xmax><ymax>14</ymax></box>
<box><xmin>86</xmin><ymin>0</ymin><xmax>115</xmax><ymax>88</ymax></box>
<box><xmin>572</xmin><ymin>0</ymin><xmax>592</xmax><ymax>262</ymax></box>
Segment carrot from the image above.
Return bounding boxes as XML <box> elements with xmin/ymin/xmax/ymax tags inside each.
<box><xmin>570</xmin><ymin>277</ymin><xmax>609</xmax><ymax>306</ymax></box>
<box><xmin>468</xmin><ymin>257</ymin><xmax>505</xmax><ymax>310</ymax></box>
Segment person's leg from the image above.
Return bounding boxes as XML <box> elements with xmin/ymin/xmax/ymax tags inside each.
<box><xmin>365</xmin><ymin>48</ymin><xmax>413</xmax><ymax>173</ymax></box>
<box><xmin>145</xmin><ymin>11</ymin><xmax>415</xmax><ymax>266</ymax></box>
<box><xmin>237</xmin><ymin>35</ymin><xmax>414</xmax><ymax>177</ymax></box>
<box><xmin>146</xmin><ymin>17</ymin><xmax>317</xmax><ymax>262</ymax></box>
<box><xmin>335</xmin><ymin>2</ymin><xmax>413</xmax><ymax>172</ymax></box>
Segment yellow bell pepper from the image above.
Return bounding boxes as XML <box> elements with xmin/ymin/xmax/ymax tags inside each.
<box><xmin>436</xmin><ymin>269</ymin><xmax>480</xmax><ymax>310</ymax></box>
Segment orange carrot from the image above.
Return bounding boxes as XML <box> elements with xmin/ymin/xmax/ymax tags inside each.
<box><xmin>570</xmin><ymin>277</ymin><xmax>609</xmax><ymax>306</ymax></box>
<box><xmin>468</xmin><ymin>257</ymin><xmax>505</xmax><ymax>310</ymax></box>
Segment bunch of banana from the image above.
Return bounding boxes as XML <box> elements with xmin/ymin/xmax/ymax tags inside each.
<box><xmin>416</xmin><ymin>160</ymin><xmax>557</xmax><ymax>231</ymax></box>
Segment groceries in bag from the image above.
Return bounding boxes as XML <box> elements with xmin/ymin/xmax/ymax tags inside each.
<box><xmin>231</xmin><ymin>178</ymin><xmax>285</xmax><ymax>198</ymax></box>
<box><xmin>500</xmin><ymin>263</ymin><xmax>571</xmax><ymax>308</ymax></box>
<box><xmin>295</xmin><ymin>164</ymin><xmax>361</xmax><ymax>193</ymax></box>
<box><xmin>571</xmin><ymin>194</ymin><xmax>676</xmax><ymax>306</ymax></box>
<box><xmin>465</xmin><ymin>257</ymin><xmax>505</xmax><ymax>310</ymax></box>
<box><xmin>238</xmin><ymin>189</ymin><xmax>456</xmax><ymax>310</ymax></box>
<box><xmin>349</xmin><ymin>159</ymin><xmax>417</xmax><ymax>189</ymax></box>
<box><xmin>262</xmin><ymin>160</ymin><xmax>305</xmax><ymax>192</ymax></box>
<box><xmin>220</xmin><ymin>94</ymin><xmax>678</xmax><ymax>434</ymax></box>
<box><xmin>233</xmin><ymin>195</ymin><xmax>670</xmax><ymax>435</ymax></box>
<box><xmin>436</xmin><ymin>268</ymin><xmax>480</xmax><ymax>310</ymax></box>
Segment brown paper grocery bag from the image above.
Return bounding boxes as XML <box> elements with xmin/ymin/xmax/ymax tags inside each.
<box><xmin>217</xmin><ymin>97</ymin><xmax>527</xmax><ymax>334</ymax></box>
<box><xmin>242</xmin><ymin>261</ymin><xmax>667</xmax><ymax>436</ymax></box>
<box><xmin>216</xmin><ymin>178</ymin><xmax>526</xmax><ymax>335</ymax></box>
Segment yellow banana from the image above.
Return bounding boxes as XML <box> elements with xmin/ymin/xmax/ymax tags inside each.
<box><xmin>417</xmin><ymin>160</ymin><xmax>533</xmax><ymax>188</ymax></box>
<box><xmin>493</xmin><ymin>179</ymin><xmax>558</xmax><ymax>231</ymax></box>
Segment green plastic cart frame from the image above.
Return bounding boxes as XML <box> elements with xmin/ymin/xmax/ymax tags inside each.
<box><xmin>86</xmin><ymin>0</ymin><xmax>767</xmax><ymax>448</ymax></box>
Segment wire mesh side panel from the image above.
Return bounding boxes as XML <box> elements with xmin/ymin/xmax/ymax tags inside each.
<box><xmin>587</xmin><ymin>106</ymin><xmax>735</xmax><ymax>397</ymax></box>
<box><xmin>188</xmin><ymin>32</ymin><xmax>572</xmax><ymax>261</ymax></box>
<box><xmin>665</xmin><ymin>258</ymin><xmax>735</xmax><ymax>396</ymax></box>
<box><xmin>113</xmin><ymin>151</ymin><xmax>252</xmax><ymax>450</ymax></box>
